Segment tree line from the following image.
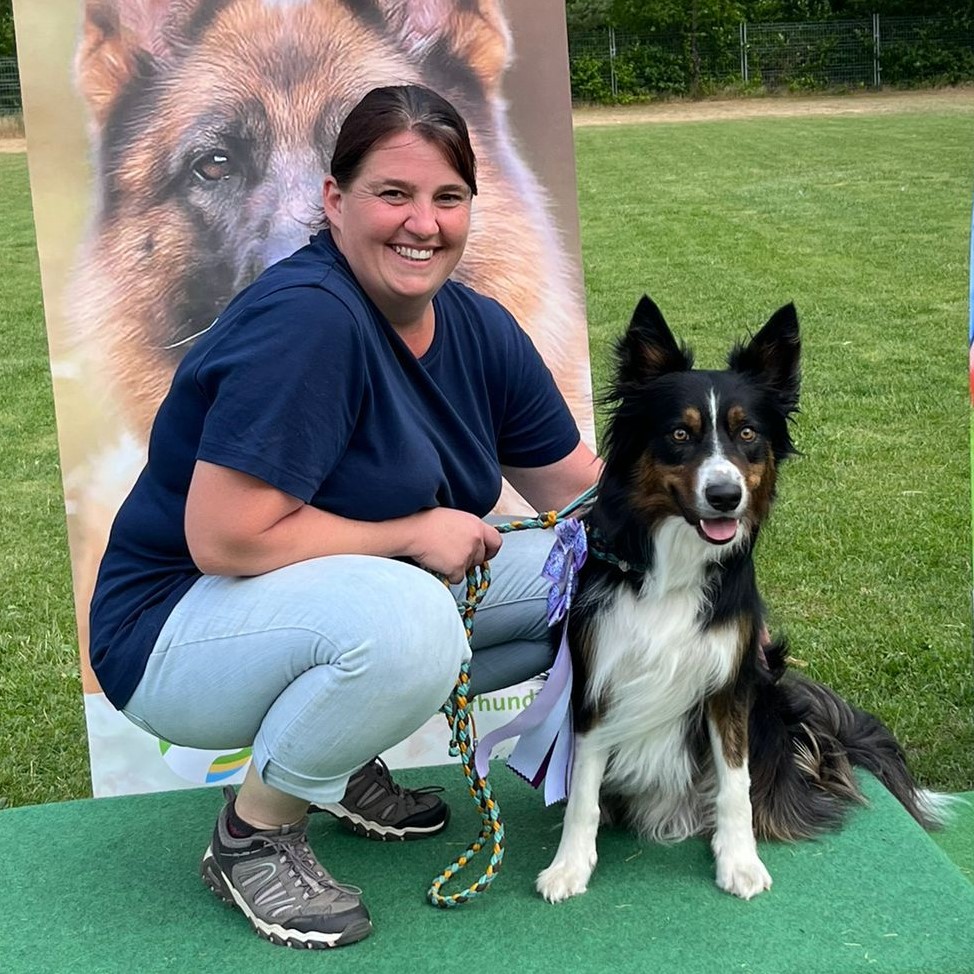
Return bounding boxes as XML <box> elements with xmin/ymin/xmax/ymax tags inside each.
<box><xmin>567</xmin><ymin>0</ymin><xmax>974</xmax><ymax>100</ymax></box>
<box><xmin>567</xmin><ymin>1</ymin><xmax>973</xmax><ymax>32</ymax></box>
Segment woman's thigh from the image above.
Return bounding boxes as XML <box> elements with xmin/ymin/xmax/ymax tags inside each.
<box><xmin>123</xmin><ymin>554</ymin><xmax>470</xmax><ymax>749</ymax></box>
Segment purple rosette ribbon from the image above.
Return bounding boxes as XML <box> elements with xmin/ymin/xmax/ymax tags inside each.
<box><xmin>473</xmin><ymin>518</ymin><xmax>586</xmax><ymax>805</ymax></box>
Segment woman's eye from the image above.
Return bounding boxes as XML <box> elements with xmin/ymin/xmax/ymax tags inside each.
<box><xmin>380</xmin><ymin>189</ymin><xmax>407</xmax><ymax>200</ymax></box>
<box><xmin>739</xmin><ymin>426</ymin><xmax>757</xmax><ymax>442</ymax></box>
<box><xmin>191</xmin><ymin>151</ymin><xmax>235</xmax><ymax>182</ymax></box>
<box><xmin>437</xmin><ymin>193</ymin><xmax>464</xmax><ymax>205</ymax></box>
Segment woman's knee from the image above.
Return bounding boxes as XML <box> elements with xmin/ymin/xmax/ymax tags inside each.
<box><xmin>248</xmin><ymin>555</ymin><xmax>468</xmax><ymax>672</ymax></box>
<box><xmin>372</xmin><ymin>562</ymin><xmax>470</xmax><ymax>690</ymax></box>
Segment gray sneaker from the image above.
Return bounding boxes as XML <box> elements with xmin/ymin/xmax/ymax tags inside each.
<box><xmin>201</xmin><ymin>787</ymin><xmax>372</xmax><ymax>949</ymax></box>
<box><xmin>311</xmin><ymin>757</ymin><xmax>450</xmax><ymax>841</ymax></box>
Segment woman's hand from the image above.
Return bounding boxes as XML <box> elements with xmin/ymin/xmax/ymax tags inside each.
<box><xmin>405</xmin><ymin>508</ymin><xmax>502</xmax><ymax>584</ymax></box>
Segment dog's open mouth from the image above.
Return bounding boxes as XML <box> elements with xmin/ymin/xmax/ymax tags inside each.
<box><xmin>696</xmin><ymin>518</ymin><xmax>739</xmax><ymax>545</ymax></box>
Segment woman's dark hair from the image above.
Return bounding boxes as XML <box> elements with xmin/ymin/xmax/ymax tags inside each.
<box><xmin>330</xmin><ymin>85</ymin><xmax>477</xmax><ymax>195</ymax></box>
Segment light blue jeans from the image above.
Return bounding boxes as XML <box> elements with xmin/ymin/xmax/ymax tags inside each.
<box><xmin>122</xmin><ymin>525</ymin><xmax>556</xmax><ymax>804</ymax></box>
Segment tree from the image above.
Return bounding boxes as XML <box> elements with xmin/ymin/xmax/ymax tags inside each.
<box><xmin>0</xmin><ymin>0</ymin><xmax>16</xmax><ymax>58</ymax></box>
<box><xmin>609</xmin><ymin>0</ymin><xmax>744</xmax><ymax>32</ymax></box>
<box><xmin>566</xmin><ymin>0</ymin><xmax>613</xmax><ymax>31</ymax></box>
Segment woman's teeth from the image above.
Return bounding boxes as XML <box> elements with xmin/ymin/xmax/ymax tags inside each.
<box><xmin>393</xmin><ymin>245</ymin><xmax>433</xmax><ymax>261</ymax></box>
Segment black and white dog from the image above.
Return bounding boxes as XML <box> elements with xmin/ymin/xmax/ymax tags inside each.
<box><xmin>536</xmin><ymin>296</ymin><xmax>945</xmax><ymax>902</ymax></box>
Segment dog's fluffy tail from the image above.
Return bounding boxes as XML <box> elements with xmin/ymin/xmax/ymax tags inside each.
<box><xmin>748</xmin><ymin>641</ymin><xmax>951</xmax><ymax>841</ymax></box>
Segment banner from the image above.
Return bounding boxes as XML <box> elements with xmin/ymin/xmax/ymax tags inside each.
<box><xmin>13</xmin><ymin>0</ymin><xmax>593</xmax><ymax>796</ymax></box>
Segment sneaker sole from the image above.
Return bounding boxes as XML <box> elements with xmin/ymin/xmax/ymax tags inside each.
<box><xmin>313</xmin><ymin>802</ymin><xmax>450</xmax><ymax>841</ymax></box>
<box><xmin>200</xmin><ymin>848</ymin><xmax>372</xmax><ymax>949</ymax></box>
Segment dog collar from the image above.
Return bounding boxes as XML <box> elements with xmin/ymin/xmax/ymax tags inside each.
<box><xmin>585</xmin><ymin>526</ymin><xmax>648</xmax><ymax>575</ymax></box>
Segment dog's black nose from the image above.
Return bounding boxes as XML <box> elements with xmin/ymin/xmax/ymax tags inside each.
<box><xmin>705</xmin><ymin>483</ymin><xmax>742</xmax><ymax>512</ymax></box>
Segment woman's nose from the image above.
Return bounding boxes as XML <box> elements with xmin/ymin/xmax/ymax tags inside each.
<box><xmin>403</xmin><ymin>199</ymin><xmax>438</xmax><ymax>237</ymax></box>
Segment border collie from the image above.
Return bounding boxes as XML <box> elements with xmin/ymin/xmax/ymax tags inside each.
<box><xmin>536</xmin><ymin>296</ymin><xmax>945</xmax><ymax>902</ymax></box>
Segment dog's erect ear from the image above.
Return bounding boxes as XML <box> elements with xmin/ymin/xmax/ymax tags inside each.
<box><xmin>376</xmin><ymin>0</ymin><xmax>512</xmax><ymax>90</ymax></box>
<box><xmin>615</xmin><ymin>295</ymin><xmax>694</xmax><ymax>389</ymax></box>
<box><xmin>728</xmin><ymin>303</ymin><xmax>801</xmax><ymax>414</ymax></box>
<box><xmin>75</xmin><ymin>0</ymin><xmax>198</xmax><ymax>129</ymax></box>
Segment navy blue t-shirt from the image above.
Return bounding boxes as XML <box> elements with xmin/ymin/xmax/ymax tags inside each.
<box><xmin>89</xmin><ymin>230</ymin><xmax>580</xmax><ymax>708</ymax></box>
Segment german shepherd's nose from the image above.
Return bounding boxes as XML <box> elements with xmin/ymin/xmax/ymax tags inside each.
<box><xmin>705</xmin><ymin>482</ymin><xmax>742</xmax><ymax>512</ymax></box>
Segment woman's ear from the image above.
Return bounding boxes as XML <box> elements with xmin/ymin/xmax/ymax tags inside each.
<box><xmin>322</xmin><ymin>176</ymin><xmax>343</xmax><ymax>229</ymax></box>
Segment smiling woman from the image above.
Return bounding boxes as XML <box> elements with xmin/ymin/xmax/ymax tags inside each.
<box><xmin>84</xmin><ymin>83</ymin><xmax>600</xmax><ymax>949</ymax></box>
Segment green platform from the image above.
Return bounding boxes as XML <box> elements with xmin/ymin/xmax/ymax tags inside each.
<box><xmin>2</xmin><ymin>766</ymin><xmax>972</xmax><ymax>974</ymax></box>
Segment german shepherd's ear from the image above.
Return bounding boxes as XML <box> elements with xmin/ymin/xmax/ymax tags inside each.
<box><xmin>614</xmin><ymin>295</ymin><xmax>694</xmax><ymax>391</ymax></box>
<box><xmin>377</xmin><ymin>0</ymin><xmax>512</xmax><ymax>89</ymax></box>
<box><xmin>728</xmin><ymin>303</ymin><xmax>801</xmax><ymax>416</ymax></box>
<box><xmin>75</xmin><ymin>0</ymin><xmax>192</xmax><ymax>130</ymax></box>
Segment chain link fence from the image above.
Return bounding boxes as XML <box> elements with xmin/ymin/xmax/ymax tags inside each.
<box><xmin>570</xmin><ymin>15</ymin><xmax>974</xmax><ymax>102</ymax></box>
<box><xmin>744</xmin><ymin>18</ymin><xmax>878</xmax><ymax>89</ymax></box>
<box><xmin>0</xmin><ymin>56</ymin><xmax>20</xmax><ymax>114</ymax></box>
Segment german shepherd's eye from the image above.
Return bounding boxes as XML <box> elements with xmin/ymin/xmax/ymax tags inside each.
<box><xmin>739</xmin><ymin>426</ymin><xmax>757</xmax><ymax>442</ymax></box>
<box><xmin>191</xmin><ymin>151</ymin><xmax>236</xmax><ymax>182</ymax></box>
<box><xmin>671</xmin><ymin>427</ymin><xmax>690</xmax><ymax>443</ymax></box>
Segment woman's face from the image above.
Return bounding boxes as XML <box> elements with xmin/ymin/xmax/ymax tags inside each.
<box><xmin>323</xmin><ymin>131</ymin><xmax>472</xmax><ymax>326</ymax></box>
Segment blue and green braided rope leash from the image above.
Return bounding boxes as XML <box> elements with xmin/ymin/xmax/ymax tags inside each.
<box><xmin>427</xmin><ymin>485</ymin><xmax>597</xmax><ymax>908</ymax></box>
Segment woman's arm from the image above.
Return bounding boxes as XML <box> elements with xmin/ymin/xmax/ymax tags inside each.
<box><xmin>501</xmin><ymin>441</ymin><xmax>602</xmax><ymax>515</ymax></box>
<box><xmin>185</xmin><ymin>460</ymin><xmax>501</xmax><ymax>583</ymax></box>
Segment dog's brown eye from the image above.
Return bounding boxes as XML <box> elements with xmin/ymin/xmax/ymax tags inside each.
<box><xmin>671</xmin><ymin>428</ymin><xmax>690</xmax><ymax>442</ymax></box>
<box><xmin>739</xmin><ymin>427</ymin><xmax>756</xmax><ymax>442</ymax></box>
<box><xmin>192</xmin><ymin>151</ymin><xmax>234</xmax><ymax>182</ymax></box>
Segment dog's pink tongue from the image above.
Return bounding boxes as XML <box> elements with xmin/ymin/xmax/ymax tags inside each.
<box><xmin>700</xmin><ymin>518</ymin><xmax>738</xmax><ymax>542</ymax></box>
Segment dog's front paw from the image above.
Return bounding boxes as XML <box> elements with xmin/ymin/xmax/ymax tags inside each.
<box><xmin>536</xmin><ymin>859</ymin><xmax>595</xmax><ymax>903</ymax></box>
<box><xmin>715</xmin><ymin>854</ymin><xmax>772</xmax><ymax>900</ymax></box>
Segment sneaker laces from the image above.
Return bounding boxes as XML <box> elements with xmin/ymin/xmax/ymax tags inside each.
<box><xmin>365</xmin><ymin>757</ymin><xmax>444</xmax><ymax>801</ymax></box>
<box><xmin>268</xmin><ymin>829</ymin><xmax>362</xmax><ymax>899</ymax></box>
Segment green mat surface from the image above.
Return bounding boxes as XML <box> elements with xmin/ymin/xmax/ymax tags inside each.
<box><xmin>3</xmin><ymin>765</ymin><xmax>973</xmax><ymax>974</ymax></box>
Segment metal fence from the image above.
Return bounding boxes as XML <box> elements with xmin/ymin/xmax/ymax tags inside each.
<box><xmin>743</xmin><ymin>17</ymin><xmax>879</xmax><ymax>89</ymax></box>
<box><xmin>569</xmin><ymin>15</ymin><xmax>974</xmax><ymax>101</ymax></box>
<box><xmin>0</xmin><ymin>56</ymin><xmax>20</xmax><ymax>114</ymax></box>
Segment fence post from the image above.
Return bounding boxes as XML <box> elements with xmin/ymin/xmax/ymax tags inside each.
<box><xmin>740</xmin><ymin>21</ymin><xmax>749</xmax><ymax>83</ymax></box>
<box><xmin>609</xmin><ymin>25</ymin><xmax>618</xmax><ymax>99</ymax></box>
<box><xmin>873</xmin><ymin>13</ymin><xmax>881</xmax><ymax>88</ymax></box>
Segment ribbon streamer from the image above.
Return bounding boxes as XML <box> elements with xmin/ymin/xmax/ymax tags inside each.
<box><xmin>473</xmin><ymin>518</ymin><xmax>587</xmax><ymax>805</ymax></box>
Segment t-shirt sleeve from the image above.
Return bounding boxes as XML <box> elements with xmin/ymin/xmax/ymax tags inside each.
<box><xmin>192</xmin><ymin>287</ymin><xmax>365</xmax><ymax>502</ymax></box>
<box><xmin>492</xmin><ymin>306</ymin><xmax>581</xmax><ymax>468</ymax></box>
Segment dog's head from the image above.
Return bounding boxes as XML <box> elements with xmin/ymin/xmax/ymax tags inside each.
<box><xmin>599</xmin><ymin>295</ymin><xmax>801</xmax><ymax>552</ymax></box>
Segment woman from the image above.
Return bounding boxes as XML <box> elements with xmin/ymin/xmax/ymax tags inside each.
<box><xmin>88</xmin><ymin>84</ymin><xmax>598</xmax><ymax>948</ymax></box>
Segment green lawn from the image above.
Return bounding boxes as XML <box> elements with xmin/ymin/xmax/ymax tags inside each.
<box><xmin>0</xmin><ymin>99</ymin><xmax>972</xmax><ymax>808</ymax></box>
<box><xmin>0</xmin><ymin>151</ymin><xmax>84</xmax><ymax>808</ymax></box>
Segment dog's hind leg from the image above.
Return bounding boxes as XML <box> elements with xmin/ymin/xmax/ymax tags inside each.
<box><xmin>707</xmin><ymin>694</ymin><xmax>772</xmax><ymax>900</ymax></box>
<box><xmin>536</xmin><ymin>734</ymin><xmax>609</xmax><ymax>902</ymax></box>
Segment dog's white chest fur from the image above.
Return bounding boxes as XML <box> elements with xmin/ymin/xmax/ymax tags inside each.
<box><xmin>583</xmin><ymin>521</ymin><xmax>741</xmax><ymax>833</ymax></box>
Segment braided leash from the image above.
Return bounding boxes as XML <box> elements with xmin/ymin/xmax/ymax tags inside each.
<box><xmin>427</xmin><ymin>489</ymin><xmax>596</xmax><ymax>908</ymax></box>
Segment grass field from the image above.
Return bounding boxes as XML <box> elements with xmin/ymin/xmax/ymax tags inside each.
<box><xmin>0</xmin><ymin>97</ymin><xmax>972</xmax><ymax>808</ymax></box>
